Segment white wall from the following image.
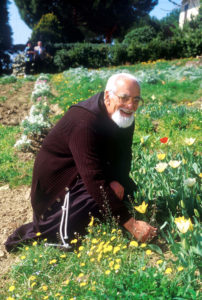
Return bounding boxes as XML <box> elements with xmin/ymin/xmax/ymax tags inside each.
<box><xmin>179</xmin><ymin>0</ymin><xmax>200</xmax><ymax>28</ymax></box>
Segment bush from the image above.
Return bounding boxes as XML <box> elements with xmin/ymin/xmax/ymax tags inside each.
<box><xmin>123</xmin><ymin>26</ymin><xmax>157</xmax><ymax>45</ymax></box>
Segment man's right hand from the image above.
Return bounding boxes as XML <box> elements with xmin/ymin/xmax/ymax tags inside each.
<box><xmin>123</xmin><ymin>217</ymin><xmax>157</xmax><ymax>242</ymax></box>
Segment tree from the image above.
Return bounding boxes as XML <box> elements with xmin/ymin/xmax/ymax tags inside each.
<box><xmin>14</xmin><ymin>0</ymin><xmax>158</xmax><ymax>43</ymax></box>
<box><xmin>0</xmin><ymin>0</ymin><xmax>12</xmax><ymax>74</ymax></box>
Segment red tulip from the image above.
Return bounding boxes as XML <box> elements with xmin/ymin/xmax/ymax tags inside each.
<box><xmin>160</xmin><ymin>137</ymin><xmax>168</xmax><ymax>144</ymax></box>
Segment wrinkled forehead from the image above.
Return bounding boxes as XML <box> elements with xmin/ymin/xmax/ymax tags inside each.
<box><xmin>114</xmin><ymin>77</ymin><xmax>140</xmax><ymax>95</ymax></box>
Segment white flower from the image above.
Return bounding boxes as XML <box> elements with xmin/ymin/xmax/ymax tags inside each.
<box><xmin>168</xmin><ymin>160</ymin><xmax>181</xmax><ymax>168</ymax></box>
<box><xmin>184</xmin><ymin>138</ymin><xmax>196</xmax><ymax>146</ymax></box>
<box><xmin>184</xmin><ymin>178</ymin><xmax>196</xmax><ymax>187</ymax></box>
<box><xmin>174</xmin><ymin>216</ymin><xmax>193</xmax><ymax>233</ymax></box>
<box><xmin>155</xmin><ymin>162</ymin><xmax>168</xmax><ymax>173</ymax></box>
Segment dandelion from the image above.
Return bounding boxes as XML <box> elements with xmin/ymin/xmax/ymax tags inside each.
<box><xmin>105</xmin><ymin>270</ymin><xmax>111</xmax><ymax>275</ymax></box>
<box><xmin>7</xmin><ymin>297</ymin><xmax>15</xmax><ymax>300</ymax></box>
<box><xmin>165</xmin><ymin>267</ymin><xmax>172</xmax><ymax>274</ymax></box>
<box><xmin>29</xmin><ymin>275</ymin><xmax>36</xmax><ymax>281</ymax></box>
<box><xmin>60</xmin><ymin>254</ymin><xmax>67</xmax><ymax>258</ymax></box>
<box><xmin>141</xmin><ymin>266</ymin><xmax>146</xmax><ymax>271</ymax></box>
<box><xmin>114</xmin><ymin>264</ymin><xmax>120</xmax><ymax>270</ymax></box>
<box><xmin>160</xmin><ymin>137</ymin><xmax>168</xmax><ymax>144</ymax></box>
<box><xmin>8</xmin><ymin>286</ymin><xmax>15</xmax><ymax>292</ymax></box>
<box><xmin>79</xmin><ymin>246</ymin><xmax>84</xmax><ymax>251</ymax></box>
<box><xmin>92</xmin><ymin>238</ymin><xmax>99</xmax><ymax>244</ymax></box>
<box><xmin>184</xmin><ymin>138</ymin><xmax>196</xmax><ymax>146</ymax></box>
<box><xmin>157</xmin><ymin>153</ymin><xmax>166</xmax><ymax>160</ymax></box>
<box><xmin>146</xmin><ymin>250</ymin><xmax>152</xmax><ymax>256</ymax></box>
<box><xmin>80</xmin><ymin>282</ymin><xmax>87</xmax><ymax>287</ymax></box>
<box><xmin>109</xmin><ymin>261</ymin><xmax>114</xmax><ymax>268</ymax></box>
<box><xmin>157</xmin><ymin>259</ymin><xmax>163</xmax><ymax>265</ymax></box>
<box><xmin>20</xmin><ymin>255</ymin><xmax>26</xmax><ymax>260</ymax></box>
<box><xmin>111</xmin><ymin>228</ymin><xmax>116</xmax><ymax>233</ymax></box>
<box><xmin>111</xmin><ymin>236</ymin><xmax>116</xmax><ymax>241</ymax></box>
<box><xmin>174</xmin><ymin>216</ymin><xmax>193</xmax><ymax>233</ymax></box>
<box><xmin>49</xmin><ymin>259</ymin><xmax>57</xmax><ymax>264</ymax></box>
<box><xmin>140</xmin><ymin>243</ymin><xmax>147</xmax><ymax>248</ymax></box>
<box><xmin>36</xmin><ymin>232</ymin><xmax>41</xmax><ymax>236</ymax></box>
<box><xmin>70</xmin><ymin>239</ymin><xmax>78</xmax><ymax>244</ymax></box>
<box><xmin>134</xmin><ymin>201</ymin><xmax>148</xmax><ymax>214</ymax></box>
<box><xmin>168</xmin><ymin>160</ymin><xmax>181</xmax><ymax>168</ymax></box>
<box><xmin>113</xmin><ymin>246</ymin><xmax>121</xmax><ymax>254</ymax></box>
<box><xmin>155</xmin><ymin>162</ymin><xmax>168</xmax><ymax>173</ymax></box>
<box><xmin>43</xmin><ymin>296</ymin><xmax>49</xmax><ymax>300</ymax></box>
<box><xmin>42</xmin><ymin>285</ymin><xmax>48</xmax><ymax>291</ymax></box>
<box><xmin>25</xmin><ymin>247</ymin><xmax>29</xmax><ymax>251</ymax></box>
<box><xmin>129</xmin><ymin>241</ymin><xmax>138</xmax><ymax>247</ymax></box>
<box><xmin>80</xmin><ymin>262</ymin><xmax>85</xmax><ymax>267</ymax></box>
<box><xmin>32</xmin><ymin>241</ymin><xmax>37</xmax><ymax>246</ymax></box>
<box><xmin>31</xmin><ymin>282</ymin><xmax>37</xmax><ymax>288</ymax></box>
<box><xmin>177</xmin><ymin>266</ymin><xmax>184</xmax><ymax>272</ymax></box>
<box><xmin>64</xmin><ymin>279</ymin><xmax>70</xmax><ymax>285</ymax></box>
<box><xmin>184</xmin><ymin>178</ymin><xmax>196</xmax><ymax>187</ymax></box>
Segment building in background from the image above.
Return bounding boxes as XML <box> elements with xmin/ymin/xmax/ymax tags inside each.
<box><xmin>179</xmin><ymin>0</ymin><xmax>200</xmax><ymax>27</ymax></box>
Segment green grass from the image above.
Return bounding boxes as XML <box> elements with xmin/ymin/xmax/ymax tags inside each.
<box><xmin>1</xmin><ymin>58</ymin><xmax>201</xmax><ymax>299</ymax></box>
<box><xmin>0</xmin><ymin>125</ymin><xmax>33</xmax><ymax>187</ymax></box>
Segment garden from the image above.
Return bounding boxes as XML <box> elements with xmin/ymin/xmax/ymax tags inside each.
<box><xmin>0</xmin><ymin>57</ymin><xmax>201</xmax><ymax>299</ymax></box>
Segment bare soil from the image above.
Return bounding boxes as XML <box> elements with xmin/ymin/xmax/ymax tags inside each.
<box><xmin>0</xmin><ymin>80</ymin><xmax>62</xmax><ymax>288</ymax></box>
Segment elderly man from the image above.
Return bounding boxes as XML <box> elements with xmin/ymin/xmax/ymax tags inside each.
<box><xmin>5</xmin><ymin>73</ymin><xmax>157</xmax><ymax>251</ymax></box>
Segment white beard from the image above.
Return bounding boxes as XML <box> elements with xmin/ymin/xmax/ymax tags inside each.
<box><xmin>111</xmin><ymin>109</ymin><xmax>134</xmax><ymax>128</ymax></box>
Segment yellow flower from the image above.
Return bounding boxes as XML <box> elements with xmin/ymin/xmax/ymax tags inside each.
<box><xmin>80</xmin><ymin>282</ymin><xmax>87</xmax><ymax>287</ymax></box>
<box><xmin>25</xmin><ymin>247</ymin><xmax>29</xmax><ymax>251</ymax></box>
<box><xmin>111</xmin><ymin>228</ymin><xmax>116</xmax><ymax>233</ymax></box>
<box><xmin>80</xmin><ymin>262</ymin><xmax>85</xmax><ymax>266</ymax></box>
<box><xmin>168</xmin><ymin>160</ymin><xmax>181</xmax><ymax>168</ymax></box>
<box><xmin>8</xmin><ymin>286</ymin><xmax>15</xmax><ymax>292</ymax></box>
<box><xmin>92</xmin><ymin>238</ymin><xmax>98</xmax><ymax>244</ymax></box>
<box><xmin>7</xmin><ymin>297</ymin><xmax>15</xmax><ymax>300</ymax></box>
<box><xmin>43</xmin><ymin>296</ymin><xmax>49</xmax><ymax>300</ymax></box>
<box><xmin>134</xmin><ymin>201</ymin><xmax>148</xmax><ymax>214</ymax></box>
<box><xmin>70</xmin><ymin>239</ymin><xmax>78</xmax><ymax>244</ymax></box>
<box><xmin>199</xmin><ymin>173</ymin><xmax>202</xmax><ymax>178</ymax></box>
<box><xmin>20</xmin><ymin>255</ymin><xmax>26</xmax><ymax>260</ymax></box>
<box><xmin>129</xmin><ymin>241</ymin><xmax>138</xmax><ymax>247</ymax></box>
<box><xmin>79</xmin><ymin>246</ymin><xmax>84</xmax><ymax>251</ymax></box>
<box><xmin>140</xmin><ymin>243</ymin><xmax>147</xmax><ymax>248</ymax></box>
<box><xmin>140</xmin><ymin>137</ymin><xmax>144</xmax><ymax>144</ymax></box>
<box><xmin>90</xmin><ymin>258</ymin><xmax>95</xmax><ymax>262</ymax></box>
<box><xmin>42</xmin><ymin>285</ymin><xmax>48</xmax><ymax>291</ymax></box>
<box><xmin>184</xmin><ymin>138</ymin><xmax>196</xmax><ymax>146</ymax></box>
<box><xmin>114</xmin><ymin>264</ymin><xmax>120</xmax><ymax>270</ymax></box>
<box><xmin>60</xmin><ymin>254</ymin><xmax>67</xmax><ymax>258</ymax></box>
<box><xmin>77</xmin><ymin>253</ymin><xmax>81</xmax><ymax>258</ymax></box>
<box><xmin>109</xmin><ymin>261</ymin><xmax>114</xmax><ymax>268</ymax></box>
<box><xmin>36</xmin><ymin>232</ymin><xmax>41</xmax><ymax>236</ymax></box>
<box><xmin>177</xmin><ymin>266</ymin><xmax>184</xmax><ymax>272</ymax></box>
<box><xmin>155</xmin><ymin>162</ymin><xmax>168</xmax><ymax>173</ymax></box>
<box><xmin>49</xmin><ymin>259</ymin><xmax>57</xmax><ymax>264</ymax></box>
<box><xmin>29</xmin><ymin>275</ymin><xmax>36</xmax><ymax>281</ymax></box>
<box><xmin>141</xmin><ymin>266</ymin><xmax>146</xmax><ymax>271</ymax></box>
<box><xmin>174</xmin><ymin>216</ymin><xmax>193</xmax><ymax>233</ymax></box>
<box><xmin>113</xmin><ymin>246</ymin><xmax>121</xmax><ymax>254</ymax></box>
<box><xmin>32</xmin><ymin>241</ymin><xmax>37</xmax><ymax>246</ymax></box>
<box><xmin>146</xmin><ymin>250</ymin><xmax>152</xmax><ymax>256</ymax></box>
<box><xmin>34</xmin><ymin>259</ymin><xmax>38</xmax><ymax>263</ymax></box>
<box><xmin>78</xmin><ymin>273</ymin><xmax>84</xmax><ymax>278</ymax></box>
<box><xmin>157</xmin><ymin>259</ymin><xmax>163</xmax><ymax>265</ymax></box>
<box><xmin>184</xmin><ymin>178</ymin><xmax>196</xmax><ymax>187</ymax></box>
<box><xmin>111</xmin><ymin>236</ymin><xmax>116</xmax><ymax>241</ymax></box>
<box><xmin>105</xmin><ymin>270</ymin><xmax>111</xmax><ymax>275</ymax></box>
<box><xmin>64</xmin><ymin>279</ymin><xmax>69</xmax><ymax>285</ymax></box>
<box><xmin>165</xmin><ymin>267</ymin><xmax>172</xmax><ymax>274</ymax></box>
<box><xmin>55</xmin><ymin>293</ymin><xmax>61</xmax><ymax>297</ymax></box>
<box><xmin>31</xmin><ymin>282</ymin><xmax>37</xmax><ymax>288</ymax></box>
<box><xmin>88</xmin><ymin>216</ymin><xmax>94</xmax><ymax>227</ymax></box>
<box><xmin>116</xmin><ymin>258</ymin><xmax>121</xmax><ymax>263</ymax></box>
<box><xmin>157</xmin><ymin>153</ymin><xmax>166</xmax><ymax>160</ymax></box>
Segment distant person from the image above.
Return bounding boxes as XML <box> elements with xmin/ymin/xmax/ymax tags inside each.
<box><xmin>34</xmin><ymin>41</ymin><xmax>46</xmax><ymax>73</ymax></box>
<box><xmin>24</xmin><ymin>42</ymin><xmax>35</xmax><ymax>75</ymax></box>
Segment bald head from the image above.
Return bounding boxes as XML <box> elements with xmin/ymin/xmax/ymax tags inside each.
<box><xmin>105</xmin><ymin>73</ymin><xmax>140</xmax><ymax>94</ymax></box>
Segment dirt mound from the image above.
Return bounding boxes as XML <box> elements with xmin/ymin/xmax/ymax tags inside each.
<box><xmin>0</xmin><ymin>81</ymin><xmax>34</xmax><ymax>125</ymax></box>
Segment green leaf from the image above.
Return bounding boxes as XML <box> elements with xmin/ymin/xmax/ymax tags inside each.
<box><xmin>148</xmin><ymin>244</ymin><xmax>163</xmax><ymax>255</ymax></box>
<box><xmin>192</xmin><ymin>163</ymin><xmax>199</xmax><ymax>174</ymax></box>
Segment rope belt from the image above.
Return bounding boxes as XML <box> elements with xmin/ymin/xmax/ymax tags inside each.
<box><xmin>45</xmin><ymin>189</ymin><xmax>71</xmax><ymax>249</ymax></box>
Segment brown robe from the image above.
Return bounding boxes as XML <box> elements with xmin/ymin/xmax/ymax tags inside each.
<box><xmin>5</xmin><ymin>92</ymin><xmax>136</xmax><ymax>251</ymax></box>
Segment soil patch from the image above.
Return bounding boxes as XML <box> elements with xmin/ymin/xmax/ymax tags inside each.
<box><xmin>0</xmin><ymin>81</ymin><xmax>34</xmax><ymax>125</ymax></box>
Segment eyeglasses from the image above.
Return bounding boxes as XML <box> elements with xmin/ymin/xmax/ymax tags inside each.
<box><xmin>111</xmin><ymin>91</ymin><xmax>144</xmax><ymax>105</ymax></box>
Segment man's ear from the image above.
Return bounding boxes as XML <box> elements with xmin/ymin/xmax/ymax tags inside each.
<box><xmin>104</xmin><ymin>91</ymin><xmax>110</xmax><ymax>105</ymax></box>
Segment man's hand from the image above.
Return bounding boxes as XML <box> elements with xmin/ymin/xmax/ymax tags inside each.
<box><xmin>123</xmin><ymin>217</ymin><xmax>157</xmax><ymax>242</ymax></box>
<box><xmin>110</xmin><ymin>181</ymin><xmax>124</xmax><ymax>200</ymax></box>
